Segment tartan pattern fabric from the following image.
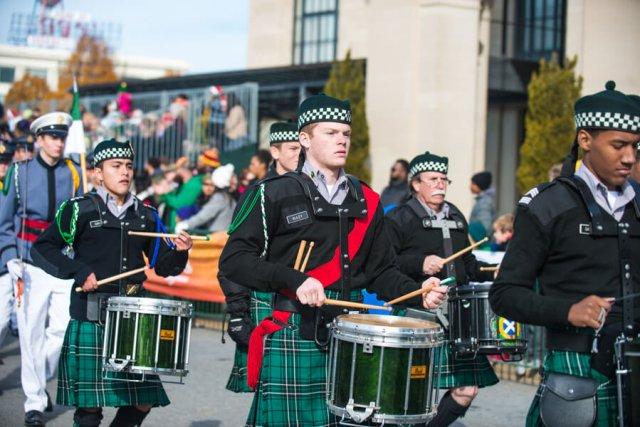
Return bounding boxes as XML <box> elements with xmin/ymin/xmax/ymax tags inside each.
<box><xmin>226</xmin><ymin>291</ymin><xmax>274</xmax><ymax>393</ymax></box>
<box><xmin>269</xmin><ymin>131</ymin><xmax>299</xmax><ymax>144</ymax></box>
<box><xmin>298</xmin><ymin>107</ymin><xmax>352</xmax><ymax>129</ymax></box>
<box><xmin>246</xmin><ymin>290</ymin><xmax>361</xmax><ymax>427</ymax></box>
<box><xmin>57</xmin><ymin>320</ymin><xmax>170</xmax><ymax>408</ymax></box>
<box><xmin>526</xmin><ymin>351</ymin><xmax>618</xmax><ymax>427</ymax></box>
<box><xmin>575</xmin><ymin>111</ymin><xmax>640</xmax><ymax>132</ymax></box>
<box><xmin>435</xmin><ymin>341</ymin><xmax>499</xmax><ymax>389</ymax></box>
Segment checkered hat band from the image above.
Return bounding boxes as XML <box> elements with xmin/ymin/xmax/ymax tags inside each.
<box><xmin>298</xmin><ymin>107</ymin><xmax>352</xmax><ymax>128</ymax></box>
<box><xmin>409</xmin><ymin>161</ymin><xmax>448</xmax><ymax>178</ymax></box>
<box><xmin>93</xmin><ymin>147</ymin><xmax>134</xmax><ymax>164</ymax></box>
<box><xmin>574</xmin><ymin>111</ymin><xmax>640</xmax><ymax>132</ymax></box>
<box><xmin>269</xmin><ymin>131</ymin><xmax>299</xmax><ymax>143</ymax></box>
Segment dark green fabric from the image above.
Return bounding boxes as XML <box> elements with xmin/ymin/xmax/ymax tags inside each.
<box><xmin>226</xmin><ymin>291</ymin><xmax>274</xmax><ymax>393</ymax></box>
<box><xmin>435</xmin><ymin>341</ymin><xmax>499</xmax><ymax>389</ymax></box>
<box><xmin>526</xmin><ymin>351</ymin><xmax>618</xmax><ymax>427</ymax></box>
<box><xmin>269</xmin><ymin>122</ymin><xmax>299</xmax><ymax>145</ymax></box>
<box><xmin>297</xmin><ymin>93</ymin><xmax>351</xmax><ymax>130</ymax></box>
<box><xmin>57</xmin><ymin>319</ymin><xmax>170</xmax><ymax>408</ymax></box>
<box><xmin>574</xmin><ymin>81</ymin><xmax>640</xmax><ymax>132</ymax></box>
<box><xmin>246</xmin><ymin>289</ymin><xmax>361</xmax><ymax>427</ymax></box>
<box><xmin>408</xmin><ymin>151</ymin><xmax>449</xmax><ymax>179</ymax></box>
<box><xmin>92</xmin><ymin>138</ymin><xmax>134</xmax><ymax>165</ymax></box>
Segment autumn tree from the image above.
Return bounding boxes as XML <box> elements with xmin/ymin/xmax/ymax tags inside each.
<box><xmin>516</xmin><ymin>56</ymin><xmax>582</xmax><ymax>193</ymax></box>
<box><xmin>323</xmin><ymin>50</ymin><xmax>370</xmax><ymax>182</ymax></box>
<box><xmin>5</xmin><ymin>74</ymin><xmax>52</xmax><ymax>109</ymax></box>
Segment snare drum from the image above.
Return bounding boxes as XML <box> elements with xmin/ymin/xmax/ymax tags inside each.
<box><xmin>448</xmin><ymin>282</ymin><xmax>526</xmax><ymax>358</ymax></box>
<box><xmin>102</xmin><ymin>297</ymin><xmax>193</xmax><ymax>380</ymax></box>
<box><xmin>327</xmin><ymin>314</ymin><xmax>444</xmax><ymax>425</ymax></box>
<box><xmin>617</xmin><ymin>335</ymin><xmax>640</xmax><ymax>426</ymax></box>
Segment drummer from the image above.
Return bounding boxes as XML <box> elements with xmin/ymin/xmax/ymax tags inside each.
<box><xmin>221</xmin><ymin>120</ymin><xmax>301</xmax><ymax>393</ymax></box>
<box><xmin>490</xmin><ymin>82</ymin><xmax>640</xmax><ymax>425</ymax></box>
<box><xmin>219</xmin><ymin>93</ymin><xmax>447</xmax><ymax>426</ymax></box>
<box><xmin>30</xmin><ymin>138</ymin><xmax>193</xmax><ymax>427</ymax></box>
<box><xmin>384</xmin><ymin>151</ymin><xmax>497</xmax><ymax>426</ymax></box>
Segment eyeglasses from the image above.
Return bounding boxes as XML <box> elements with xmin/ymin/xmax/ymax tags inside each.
<box><xmin>418</xmin><ymin>177</ymin><xmax>452</xmax><ymax>187</ymax></box>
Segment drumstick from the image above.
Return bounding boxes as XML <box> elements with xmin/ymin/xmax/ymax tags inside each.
<box><xmin>384</xmin><ymin>276</ymin><xmax>456</xmax><ymax>306</ymax></box>
<box><xmin>325</xmin><ymin>299</ymin><xmax>392</xmax><ymax>312</ymax></box>
<box><xmin>480</xmin><ymin>266</ymin><xmax>499</xmax><ymax>272</ymax></box>
<box><xmin>300</xmin><ymin>241</ymin><xmax>315</xmax><ymax>272</ymax></box>
<box><xmin>128</xmin><ymin>231</ymin><xmax>210</xmax><ymax>241</ymax></box>
<box><xmin>294</xmin><ymin>240</ymin><xmax>307</xmax><ymax>270</ymax></box>
<box><xmin>74</xmin><ymin>266</ymin><xmax>148</xmax><ymax>293</ymax></box>
<box><xmin>441</xmin><ymin>237</ymin><xmax>489</xmax><ymax>264</ymax></box>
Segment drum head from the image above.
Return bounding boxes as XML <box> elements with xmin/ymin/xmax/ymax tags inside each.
<box><xmin>106</xmin><ymin>297</ymin><xmax>193</xmax><ymax>317</ymax></box>
<box><xmin>332</xmin><ymin>314</ymin><xmax>443</xmax><ymax>347</ymax></box>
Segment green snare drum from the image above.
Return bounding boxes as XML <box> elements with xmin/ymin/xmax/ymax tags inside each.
<box><xmin>102</xmin><ymin>297</ymin><xmax>193</xmax><ymax>381</ymax></box>
<box><xmin>327</xmin><ymin>314</ymin><xmax>444</xmax><ymax>425</ymax></box>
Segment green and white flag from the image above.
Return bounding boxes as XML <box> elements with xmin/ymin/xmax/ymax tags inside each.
<box><xmin>64</xmin><ymin>77</ymin><xmax>86</xmax><ymax>156</ymax></box>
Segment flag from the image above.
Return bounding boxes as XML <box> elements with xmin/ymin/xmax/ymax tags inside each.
<box><xmin>64</xmin><ymin>77</ymin><xmax>86</xmax><ymax>156</ymax></box>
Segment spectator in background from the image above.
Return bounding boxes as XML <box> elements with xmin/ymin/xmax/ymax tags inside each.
<box><xmin>380</xmin><ymin>159</ymin><xmax>410</xmax><ymax>212</ymax></box>
<box><xmin>548</xmin><ymin>162</ymin><xmax>562</xmax><ymax>182</ymax></box>
<box><xmin>198</xmin><ymin>148</ymin><xmax>221</xmax><ymax>173</ymax></box>
<box><xmin>225</xmin><ymin>93</ymin><xmax>248</xmax><ymax>150</ymax></box>
<box><xmin>248</xmin><ymin>150</ymin><xmax>271</xmax><ymax>183</ymax></box>
<box><xmin>491</xmin><ymin>213</ymin><xmax>514</xmax><ymax>252</ymax></box>
<box><xmin>208</xmin><ymin>86</ymin><xmax>227</xmax><ymax>148</ymax></box>
<box><xmin>469</xmin><ymin>171</ymin><xmax>495</xmax><ymax>239</ymax></box>
<box><xmin>13</xmin><ymin>136</ymin><xmax>34</xmax><ymax>162</ymax></box>
<box><xmin>154</xmin><ymin>163</ymin><xmax>203</xmax><ymax>231</ymax></box>
<box><xmin>175</xmin><ymin>164</ymin><xmax>236</xmax><ymax>233</ymax></box>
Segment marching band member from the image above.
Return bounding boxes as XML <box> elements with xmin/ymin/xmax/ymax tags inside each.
<box><xmin>31</xmin><ymin>138</ymin><xmax>192</xmax><ymax>427</ymax></box>
<box><xmin>490</xmin><ymin>81</ymin><xmax>640</xmax><ymax>426</ymax></box>
<box><xmin>219</xmin><ymin>93</ymin><xmax>447</xmax><ymax>426</ymax></box>
<box><xmin>0</xmin><ymin>112</ymin><xmax>82</xmax><ymax>426</ymax></box>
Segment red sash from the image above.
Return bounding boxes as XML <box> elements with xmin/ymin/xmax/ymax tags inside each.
<box><xmin>246</xmin><ymin>185</ymin><xmax>380</xmax><ymax>389</ymax></box>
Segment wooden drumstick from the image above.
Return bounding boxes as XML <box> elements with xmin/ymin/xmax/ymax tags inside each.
<box><xmin>384</xmin><ymin>276</ymin><xmax>456</xmax><ymax>306</ymax></box>
<box><xmin>441</xmin><ymin>237</ymin><xmax>488</xmax><ymax>264</ymax></box>
<box><xmin>128</xmin><ymin>231</ymin><xmax>210</xmax><ymax>241</ymax></box>
<box><xmin>300</xmin><ymin>241</ymin><xmax>315</xmax><ymax>273</ymax></box>
<box><xmin>75</xmin><ymin>266</ymin><xmax>148</xmax><ymax>293</ymax></box>
<box><xmin>325</xmin><ymin>299</ymin><xmax>392</xmax><ymax>312</ymax></box>
<box><xmin>480</xmin><ymin>266</ymin><xmax>499</xmax><ymax>272</ymax></box>
<box><xmin>294</xmin><ymin>240</ymin><xmax>307</xmax><ymax>270</ymax></box>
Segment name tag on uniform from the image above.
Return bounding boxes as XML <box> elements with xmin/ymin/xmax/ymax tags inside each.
<box><xmin>286</xmin><ymin>211</ymin><xmax>309</xmax><ymax>225</ymax></box>
<box><xmin>89</xmin><ymin>220</ymin><xmax>103</xmax><ymax>228</ymax></box>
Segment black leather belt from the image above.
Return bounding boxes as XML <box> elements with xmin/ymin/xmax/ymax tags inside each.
<box><xmin>546</xmin><ymin>329</ymin><xmax>593</xmax><ymax>353</ymax></box>
<box><xmin>274</xmin><ymin>294</ymin><xmax>301</xmax><ymax>313</ymax></box>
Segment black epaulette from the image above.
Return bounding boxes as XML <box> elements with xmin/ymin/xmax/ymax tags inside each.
<box><xmin>517</xmin><ymin>181</ymin><xmax>556</xmax><ymax>207</ymax></box>
<box><xmin>518</xmin><ymin>179</ymin><xmax>579</xmax><ymax>226</ymax></box>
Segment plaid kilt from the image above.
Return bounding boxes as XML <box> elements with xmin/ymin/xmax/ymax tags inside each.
<box><xmin>435</xmin><ymin>341</ymin><xmax>499</xmax><ymax>389</ymax></box>
<box><xmin>227</xmin><ymin>291</ymin><xmax>274</xmax><ymax>393</ymax></box>
<box><xmin>526</xmin><ymin>351</ymin><xmax>618</xmax><ymax>427</ymax></box>
<box><xmin>57</xmin><ymin>319</ymin><xmax>170</xmax><ymax>408</ymax></box>
<box><xmin>246</xmin><ymin>290</ymin><xmax>361</xmax><ymax>427</ymax></box>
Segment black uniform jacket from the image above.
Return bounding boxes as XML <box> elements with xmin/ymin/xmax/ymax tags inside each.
<box><xmin>490</xmin><ymin>178</ymin><xmax>640</xmax><ymax>329</ymax></box>
<box><xmin>385</xmin><ymin>196</ymin><xmax>492</xmax><ymax>284</ymax></box>
<box><xmin>31</xmin><ymin>191</ymin><xmax>188</xmax><ymax>320</ymax></box>
<box><xmin>219</xmin><ymin>172</ymin><xmax>422</xmax><ymax>304</ymax></box>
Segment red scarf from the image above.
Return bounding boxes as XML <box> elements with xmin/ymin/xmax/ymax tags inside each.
<box><xmin>246</xmin><ymin>185</ymin><xmax>379</xmax><ymax>389</ymax></box>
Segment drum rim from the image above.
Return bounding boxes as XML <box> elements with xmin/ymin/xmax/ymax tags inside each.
<box><xmin>448</xmin><ymin>282</ymin><xmax>492</xmax><ymax>295</ymax></box>
<box><xmin>332</xmin><ymin>314</ymin><xmax>444</xmax><ymax>347</ymax></box>
<box><xmin>102</xmin><ymin>362</ymin><xmax>189</xmax><ymax>376</ymax></box>
<box><xmin>326</xmin><ymin>401</ymin><xmax>437</xmax><ymax>423</ymax></box>
<box><xmin>106</xmin><ymin>296</ymin><xmax>193</xmax><ymax>316</ymax></box>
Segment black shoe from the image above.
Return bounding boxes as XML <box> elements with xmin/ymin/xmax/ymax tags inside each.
<box><xmin>24</xmin><ymin>410</ymin><xmax>45</xmax><ymax>426</ymax></box>
<box><xmin>45</xmin><ymin>390</ymin><xmax>53</xmax><ymax>412</ymax></box>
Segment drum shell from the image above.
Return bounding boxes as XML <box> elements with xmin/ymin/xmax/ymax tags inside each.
<box><xmin>327</xmin><ymin>314</ymin><xmax>444</xmax><ymax>424</ymax></box>
<box><xmin>623</xmin><ymin>338</ymin><xmax>640</xmax><ymax>426</ymax></box>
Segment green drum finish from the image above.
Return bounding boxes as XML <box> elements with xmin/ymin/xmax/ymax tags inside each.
<box><xmin>107</xmin><ymin>311</ymin><xmax>190</xmax><ymax>371</ymax></box>
<box><xmin>624</xmin><ymin>338</ymin><xmax>640</xmax><ymax>426</ymax></box>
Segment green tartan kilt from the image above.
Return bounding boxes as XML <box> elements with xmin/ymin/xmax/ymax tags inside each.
<box><xmin>435</xmin><ymin>341</ymin><xmax>499</xmax><ymax>389</ymax></box>
<box><xmin>226</xmin><ymin>291</ymin><xmax>274</xmax><ymax>393</ymax></box>
<box><xmin>246</xmin><ymin>290</ymin><xmax>362</xmax><ymax>427</ymax></box>
<box><xmin>526</xmin><ymin>351</ymin><xmax>618</xmax><ymax>427</ymax></box>
<box><xmin>57</xmin><ymin>319</ymin><xmax>170</xmax><ymax>408</ymax></box>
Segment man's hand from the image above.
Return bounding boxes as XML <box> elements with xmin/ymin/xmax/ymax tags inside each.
<box><xmin>172</xmin><ymin>231</ymin><xmax>193</xmax><ymax>252</ymax></box>
<box><xmin>296</xmin><ymin>277</ymin><xmax>326</xmax><ymax>307</ymax></box>
<box><xmin>568</xmin><ymin>295</ymin><xmax>612</xmax><ymax>329</ymax></box>
<box><xmin>423</xmin><ymin>255</ymin><xmax>444</xmax><ymax>276</ymax></box>
<box><xmin>7</xmin><ymin>259</ymin><xmax>23</xmax><ymax>281</ymax></box>
<box><xmin>81</xmin><ymin>273</ymin><xmax>98</xmax><ymax>293</ymax></box>
<box><xmin>422</xmin><ymin>277</ymin><xmax>449</xmax><ymax>309</ymax></box>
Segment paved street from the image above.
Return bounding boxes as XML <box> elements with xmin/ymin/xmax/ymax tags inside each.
<box><xmin>0</xmin><ymin>327</ymin><xmax>536</xmax><ymax>426</ymax></box>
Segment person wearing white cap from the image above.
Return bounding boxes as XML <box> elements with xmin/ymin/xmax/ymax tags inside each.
<box><xmin>174</xmin><ymin>163</ymin><xmax>237</xmax><ymax>233</ymax></box>
<box><xmin>0</xmin><ymin>111</ymin><xmax>82</xmax><ymax>426</ymax></box>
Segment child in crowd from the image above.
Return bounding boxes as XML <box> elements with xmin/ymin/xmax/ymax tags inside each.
<box><xmin>491</xmin><ymin>213</ymin><xmax>514</xmax><ymax>252</ymax></box>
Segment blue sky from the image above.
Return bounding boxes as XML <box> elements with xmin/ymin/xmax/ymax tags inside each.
<box><xmin>0</xmin><ymin>0</ymin><xmax>249</xmax><ymax>74</ymax></box>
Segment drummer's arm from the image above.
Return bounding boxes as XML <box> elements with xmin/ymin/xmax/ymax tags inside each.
<box><xmin>144</xmin><ymin>218</ymin><xmax>189</xmax><ymax>277</ymax></box>
<box><xmin>383</xmin><ymin>216</ymin><xmax>423</xmax><ymax>277</ymax></box>
<box><xmin>31</xmin><ymin>203</ymin><xmax>93</xmax><ymax>284</ymax></box>
<box><xmin>489</xmin><ymin>206</ymin><xmax>572</xmax><ymax>327</ymax></box>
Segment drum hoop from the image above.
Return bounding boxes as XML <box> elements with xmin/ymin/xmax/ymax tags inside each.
<box><xmin>106</xmin><ymin>296</ymin><xmax>193</xmax><ymax>317</ymax></box>
<box><xmin>326</xmin><ymin>402</ymin><xmax>437</xmax><ymax>424</ymax></box>
<box><xmin>332</xmin><ymin>329</ymin><xmax>444</xmax><ymax>348</ymax></box>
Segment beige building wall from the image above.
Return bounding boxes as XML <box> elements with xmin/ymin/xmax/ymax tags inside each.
<box><xmin>246</xmin><ymin>0</ymin><xmax>295</xmax><ymax>68</ymax></box>
<box><xmin>566</xmin><ymin>0</ymin><xmax>640</xmax><ymax>95</ymax></box>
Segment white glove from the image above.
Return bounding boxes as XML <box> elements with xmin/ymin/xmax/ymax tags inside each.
<box><xmin>174</xmin><ymin>221</ymin><xmax>189</xmax><ymax>233</ymax></box>
<box><xmin>7</xmin><ymin>259</ymin><xmax>23</xmax><ymax>281</ymax></box>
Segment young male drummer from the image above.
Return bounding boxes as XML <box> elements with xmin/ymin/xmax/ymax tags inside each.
<box><xmin>385</xmin><ymin>152</ymin><xmax>497</xmax><ymax>426</ymax></box>
<box><xmin>219</xmin><ymin>94</ymin><xmax>447</xmax><ymax>426</ymax></box>
<box><xmin>0</xmin><ymin>112</ymin><xmax>82</xmax><ymax>426</ymax></box>
<box><xmin>222</xmin><ymin>121</ymin><xmax>301</xmax><ymax>392</ymax></box>
<box><xmin>31</xmin><ymin>138</ymin><xmax>192</xmax><ymax>427</ymax></box>
<box><xmin>490</xmin><ymin>82</ymin><xmax>640</xmax><ymax>425</ymax></box>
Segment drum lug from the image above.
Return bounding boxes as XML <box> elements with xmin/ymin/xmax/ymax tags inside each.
<box><xmin>108</xmin><ymin>356</ymin><xmax>132</xmax><ymax>372</ymax></box>
<box><xmin>346</xmin><ymin>399</ymin><xmax>376</xmax><ymax>423</ymax></box>
<box><xmin>363</xmin><ymin>342</ymin><xmax>373</xmax><ymax>354</ymax></box>
<box><xmin>123</xmin><ymin>310</ymin><xmax>131</xmax><ymax>319</ymax></box>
